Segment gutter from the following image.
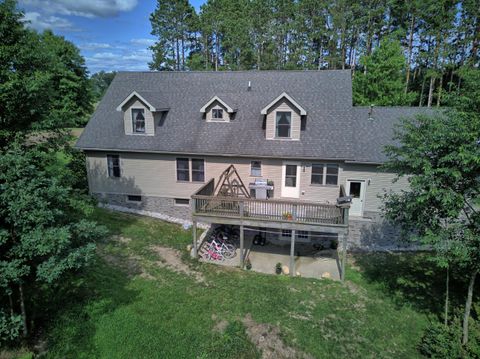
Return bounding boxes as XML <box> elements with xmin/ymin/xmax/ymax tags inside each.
<box><xmin>77</xmin><ymin>146</ymin><xmax>353</xmax><ymax>162</ymax></box>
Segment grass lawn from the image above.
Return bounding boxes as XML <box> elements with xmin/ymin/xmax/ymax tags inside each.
<box><xmin>43</xmin><ymin>208</ymin><xmax>435</xmax><ymax>358</ymax></box>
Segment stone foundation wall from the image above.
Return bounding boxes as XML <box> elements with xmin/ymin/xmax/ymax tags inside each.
<box><xmin>94</xmin><ymin>192</ymin><xmax>419</xmax><ymax>251</ymax></box>
<box><xmin>93</xmin><ymin>193</ymin><xmax>191</xmax><ymax>220</ymax></box>
<box><xmin>347</xmin><ymin>212</ymin><xmax>419</xmax><ymax>251</ymax></box>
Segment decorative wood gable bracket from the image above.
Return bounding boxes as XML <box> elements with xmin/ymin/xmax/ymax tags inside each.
<box><xmin>116</xmin><ymin>91</ymin><xmax>157</xmax><ymax>112</ymax></box>
<box><xmin>260</xmin><ymin>92</ymin><xmax>307</xmax><ymax>115</ymax></box>
<box><xmin>200</xmin><ymin>96</ymin><xmax>236</xmax><ymax>113</ymax></box>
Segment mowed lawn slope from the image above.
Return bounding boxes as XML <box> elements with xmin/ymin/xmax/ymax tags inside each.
<box><xmin>45</xmin><ymin>209</ymin><xmax>430</xmax><ymax>359</ymax></box>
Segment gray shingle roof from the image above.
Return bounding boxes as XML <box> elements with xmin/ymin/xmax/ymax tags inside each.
<box><xmin>76</xmin><ymin>70</ymin><xmax>433</xmax><ymax>164</ymax></box>
<box><xmin>351</xmin><ymin>106</ymin><xmax>435</xmax><ymax>163</ymax></box>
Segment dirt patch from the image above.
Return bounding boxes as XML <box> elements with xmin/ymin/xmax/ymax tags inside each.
<box><xmin>211</xmin><ymin>314</ymin><xmax>229</xmax><ymax>333</ymax></box>
<box><xmin>242</xmin><ymin>314</ymin><xmax>314</xmax><ymax>359</ymax></box>
<box><xmin>150</xmin><ymin>245</ymin><xmax>205</xmax><ymax>283</ymax></box>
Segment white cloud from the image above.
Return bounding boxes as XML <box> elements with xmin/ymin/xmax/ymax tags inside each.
<box><xmin>23</xmin><ymin>11</ymin><xmax>76</xmax><ymax>31</ymax></box>
<box><xmin>130</xmin><ymin>38</ymin><xmax>156</xmax><ymax>46</ymax></box>
<box><xmin>79</xmin><ymin>42</ymin><xmax>113</xmax><ymax>51</ymax></box>
<box><xmin>86</xmin><ymin>45</ymin><xmax>153</xmax><ymax>73</ymax></box>
<box><xmin>19</xmin><ymin>0</ymin><xmax>138</xmax><ymax>18</ymax></box>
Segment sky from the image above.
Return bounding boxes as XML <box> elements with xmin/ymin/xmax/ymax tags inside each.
<box><xmin>18</xmin><ymin>0</ymin><xmax>205</xmax><ymax>74</ymax></box>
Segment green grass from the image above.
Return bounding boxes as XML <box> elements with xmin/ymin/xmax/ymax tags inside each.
<box><xmin>44</xmin><ymin>208</ymin><xmax>434</xmax><ymax>358</ymax></box>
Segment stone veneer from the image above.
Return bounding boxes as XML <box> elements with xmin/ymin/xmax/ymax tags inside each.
<box><xmin>93</xmin><ymin>193</ymin><xmax>191</xmax><ymax>220</ymax></box>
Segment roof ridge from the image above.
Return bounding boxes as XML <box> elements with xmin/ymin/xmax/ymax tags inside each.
<box><xmin>115</xmin><ymin>69</ymin><xmax>352</xmax><ymax>75</ymax></box>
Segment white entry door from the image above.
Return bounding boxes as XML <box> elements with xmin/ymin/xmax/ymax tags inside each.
<box><xmin>282</xmin><ymin>162</ymin><xmax>301</xmax><ymax>198</ymax></box>
<box><xmin>346</xmin><ymin>180</ymin><xmax>366</xmax><ymax>216</ymax></box>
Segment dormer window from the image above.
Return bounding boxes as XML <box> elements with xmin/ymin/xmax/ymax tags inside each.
<box><xmin>132</xmin><ymin>109</ymin><xmax>145</xmax><ymax>133</ymax></box>
<box><xmin>212</xmin><ymin>108</ymin><xmax>224</xmax><ymax>120</ymax></box>
<box><xmin>276</xmin><ymin>112</ymin><xmax>291</xmax><ymax>138</ymax></box>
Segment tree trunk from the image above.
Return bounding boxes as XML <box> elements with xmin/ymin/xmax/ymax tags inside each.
<box><xmin>419</xmin><ymin>70</ymin><xmax>426</xmax><ymax>107</ymax></box>
<box><xmin>436</xmin><ymin>72</ymin><xmax>443</xmax><ymax>107</ymax></box>
<box><xmin>8</xmin><ymin>291</ymin><xmax>14</xmax><ymax>317</ymax></box>
<box><xmin>462</xmin><ymin>269</ymin><xmax>478</xmax><ymax>345</ymax></box>
<box><xmin>444</xmin><ymin>266</ymin><xmax>449</xmax><ymax>327</ymax></box>
<box><xmin>427</xmin><ymin>35</ymin><xmax>441</xmax><ymax>107</ymax></box>
<box><xmin>19</xmin><ymin>282</ymin><xmax>28</xmax><ymax>338</ymax></box>
<box><xmin>405</xmin><ymin>15</ymin><xmax>415</xmax><ymax>94</ymax></box>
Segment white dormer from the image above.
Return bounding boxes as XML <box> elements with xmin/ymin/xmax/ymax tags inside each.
<box><xmin>200</xmin><ymin>96</ymin><xmax>236</xmax><ymax>122</ymax></box>
<box><xmin>262</xmin><ymin>92</ymin><xmax>306</xmax><ymax>141</ymax></box>
<box><xmin>117</xmin><ymin>91</ymin><xmax>165</xmax><ymax>136</ymax></box>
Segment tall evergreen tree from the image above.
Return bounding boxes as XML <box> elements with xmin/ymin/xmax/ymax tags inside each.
<box><xmin>353</xmin><ymin>38</ymin><xmax>416</xmax><ymax>105</ymax></box>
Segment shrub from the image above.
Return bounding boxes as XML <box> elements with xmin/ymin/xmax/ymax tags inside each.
<box><xmin>275</xmin><ymin>262</ymin><xmax>282</xmax><ymax>275</ymax></box>
<box><xmin>419</xmin><ymin>319</ymin><xmax>480</xmax><ymax>358</ymax></box>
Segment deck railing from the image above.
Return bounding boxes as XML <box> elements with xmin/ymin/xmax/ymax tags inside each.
<box><xmin>191</xmin><ymin>194</ymin><xmax>348</xmax><ymax>226</ymax></box>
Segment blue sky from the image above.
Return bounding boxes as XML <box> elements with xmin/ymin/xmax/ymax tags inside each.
<box><xmin>18</xmin><ymin>0</ymin><xmax>205</xmax><ymax>74</ymax></box>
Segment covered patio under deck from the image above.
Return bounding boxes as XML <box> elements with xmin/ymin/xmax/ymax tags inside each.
<box><xmin>190</xmin><ymin>173</ymin><xmax>350</xmax><ymax>280</ymax></box>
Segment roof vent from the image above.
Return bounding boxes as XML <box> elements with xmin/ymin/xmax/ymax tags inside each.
<box><xmin>368</xmin><ymin>104</ymin><xmax>375</xmax><ymax>121</ymax></box>
<box><xmin>247</xmin><ymin>81</ymin><xmax>251</xmax><ymax>91</ymax></box>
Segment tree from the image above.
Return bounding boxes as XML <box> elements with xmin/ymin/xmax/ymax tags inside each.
<box><xmin>353</xmin><ymin>38</ymin><xmax>416</xmax><ymax>105</ymax></box>
<box><xmin>0</xmin><ymin>1</ymin><xmax>106</xmax><ymax>343</ymax></box>
<box><xmin>0</xmin><ymin>139</ymin><xmax>106</xmax><ymax>339</ymax></box>
<box><xmin>382</xmin><ymin>68</ymin><xmax>480</xmax><ymax>345</ymax></box>
<box><xmin>0</xmin><ymin>1</ymin><xmax>93</xmax><ymax>143</ymax></box>
<box><xmin>90</xmin><ymin>71</ymin><xmax>116</xmax><ymax>102</ymax></box>
<box><xmin>150</xmin><ymin>0</ymin><xmax>197</xmax><ymax>70</ymax></box>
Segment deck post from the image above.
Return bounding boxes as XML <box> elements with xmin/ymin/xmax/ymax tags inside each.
<box><xmin>340</xmin><ymin>207</ymin><xmax>349</xmax><ymax>281</ymax></box>
<box><xmin>192</xmin><ymin>221</ymin><xmax>198</xmax><ymax>258</ymax></box>
<box><xmin>341</xmin><ymin>232</ymin><xmax>347</xmax><ymax>281</ymax></box>
<box><xmin>290</xmin><ymin>229</ymin><xmax>296</xmax><ymax>277</ymax></box>
<box><xmin>240</xmin><ymin>224</ymin><xmax>244</xmax><ymax>268</ymax></box>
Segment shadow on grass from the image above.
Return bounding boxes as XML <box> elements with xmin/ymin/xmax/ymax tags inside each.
<box><xmin>41</xmin><ymin>256</ymin><xmax>140</xmax><ymax>358</ymax></box>
<box><xmin>351</xmin><ymin>252</ymin><xmax>477</xmax><ymax>317</ymax></box>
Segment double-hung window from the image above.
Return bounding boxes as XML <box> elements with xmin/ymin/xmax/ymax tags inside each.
<box><xmin>251</xmin><ymin>161</ymin><xmax>262</xmax><ymax>177</ymax></box>
<box><xmin>132</xmin><ymin>108</ymin><xmax>145</xmax><ymax>133</ymax></box>
<box><xmin>311</xmin><ymin>164</ymin><xmax>339</xmax><ymax>185</ymax></box>
<box><xmin>276</xmin><ymin>111</ymin><xmax>291</xmax><ymax>138</ymax></box>
<box><xmin>176</xmin><ymin>158</ymin><xmax>205</xmax><ymax>182</ymax></box>
<box><xmin>191</xmin><ymin>159</ymin><xmax>205</xmax><ymax>182</ymax></box>
<box><xmin>107</xmin><ymin>155</ymin><xmax>121</xmax><ymax>178</ymax></box>
<box><xmin>176</xmin><ymin>158</ymin><xmax>190</xmax><ymax>181</ymax></box>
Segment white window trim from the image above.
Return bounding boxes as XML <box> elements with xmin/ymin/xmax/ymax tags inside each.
<box><xmin>310</xmin><ymin>163</ymin><xmax>339</xmax><ymax>186</ymax></box>
<box><xmin>131</xmin><ymin>107</ymin><xmax>146</xmax><ymax>134</ymax></box>
<box><xmin>176</xmin><ymin>158</ymin><xmax>205</xmax><ymax>183</ymax></box>
<box><xmin>275</xmin><ymin>110</ymin><xmax>292</xmax><ymax>139</ymax></box>
<box><xmin>250</xmin><ymin>160</ymin><xmax>262</xmax><ymax>177</ymax></box>
<box><xmin>209</xmin><ymin>105</ymin><xmax>228</xmax><ymax>122</ymax></box>
<box><xmin>107</xmin><ymin>154</ymin><xmax>121</xmax><ymax>178</ymax></box>
<box><xmin>174</xmin><ymin>198</ymin><xmax>190</xmax><ymax>207</ymax></box>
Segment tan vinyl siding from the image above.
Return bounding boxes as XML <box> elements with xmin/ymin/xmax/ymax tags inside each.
<box><xmin>341</xmin><ymin>163</ymin><xmax>409</xmax><ymax>212</ymax></box>
<box><xmin>300</xmin><ymin>162</ymin><xmax>342</xmax><ymax>204</ymax></box>
<box><xmin>205</xmin><ymin>101</ymin><xmax>231</xmax><ymax>122</ymax></box>
<box><xmin>86</xmin><ymin>152</ymin><xmax>344</xmax><ymax>204</ymax></box>
<box><xmin>86</xmin><ymin>152</ymin><xmax>408</xmax><ymax>212</ymax></box>
<box><xmin>123</xmin><ymin>98</ymin><xmax>155</xmax><ymax>136</ymax></box>
<box><xmin>265</xmin><ymin>98</ymin><xmax>301</xmax><ymax>140</ymax></box>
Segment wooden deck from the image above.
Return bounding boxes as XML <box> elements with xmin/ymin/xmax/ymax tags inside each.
<box><xmin>191</xmin><ymin>178</ymin><xmax>349</xmax><ymax>228</ymax></box>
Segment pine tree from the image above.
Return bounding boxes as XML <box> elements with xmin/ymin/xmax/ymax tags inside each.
<box><xmin>353</xmin><ymin>38</ymin><xmax>416</xmax><ymax>105</ymax></box>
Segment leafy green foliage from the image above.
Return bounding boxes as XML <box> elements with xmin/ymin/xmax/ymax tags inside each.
<box><xmin>90</xmin><ymin>71</ymin><xmax>116</xmax><ymax>102</ymax></box>
<box><xmin>0</xmin><ymin>1</ymin><xmax>103</xmax><ymax>345</ymax></box>
<box><xmin>419</xmin><ymin>318</ymin><xmax>480</xmax><ymax>358</ymax></box>
<box><xmin>382</xmin><ymin>68</ymin><xmax>480</xmax><ymax>346</ymax></box>
<box><xmin>0</xmin><ymin>0</ymin><xmax>92</xmax><ymax>143</ymax></box>
<box><xmin>353</xmin><ymin>39</ymin><xmax>416</xmax><ymax>105</ymax></box>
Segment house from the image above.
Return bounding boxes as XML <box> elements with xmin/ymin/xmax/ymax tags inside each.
<box><xmin>76</xmin><ymin>70</ymin><xmax>429</xmax><ymax>277</ymax></box>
